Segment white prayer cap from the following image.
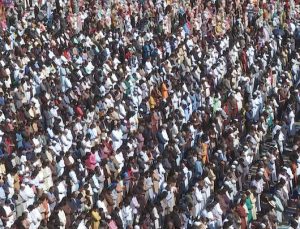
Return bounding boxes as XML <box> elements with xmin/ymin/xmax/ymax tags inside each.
<box><xmin>233</xmin><ymin>161</ymin><xmax>238</xmax><ymax>165</ymax></box>
<box><xmin>269</xmin><ymin>200</ymin><xmax>276</xmax><ymax>208</ymax></box>
<box><xmin>258</xmin><ymin>171</ymin><xmax>264</xmax><ymax>176</ymax></box>
<box><xmin>194</xmin><ymin>221</ymin><xmax>201</xmax><ymax>226</ymax></box>
<box><xmin>259</xmin><ymin>168</ymin><xmax>265</xmax><ymax>173</ymax></box>
<box><xmin>260</xmin><ymin>223</ymin><xmax>267</xmax><ymax>229</ymax></box>
<box><xmin>217</xmin><ymin>150</ymin><xmax>222</xmax><ymax>154</ymax></box>
<box><xmin>162</xmin><ymin>182</ymin><xmax>167</xmax><ymax>189</ymax></box>
<box><xmin>231</xmin><ymin>165</ymin><xmax>236</xmax><ymax>169</ymax></box>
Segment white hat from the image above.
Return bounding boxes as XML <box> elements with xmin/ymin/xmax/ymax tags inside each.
<box><xmin>269</xmin><ymin>200</ymin><xmax>276</xmax><ymax>208</ymax></box>
<box><xmin>194</xmin><ymin>221</ymin><xmax>201</xmax><ymax>226</ymax></box>
<box><xmin>162</xmin><ymin>182</ymin><xmax>167</xmax><ymax>189</ymax></box>
<box><xmin>260</xmin><ymin>223</ymin><xmax>266</xmax><ymax>229</ymax></box>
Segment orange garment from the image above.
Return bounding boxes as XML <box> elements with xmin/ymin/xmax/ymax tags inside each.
<box><xmin>201</xmin><ymin>143</ymin><xmax>209</xmax><ymax>165</ymax></box>
<box><xmin>161</xmin><ymin>83</ymin><xmax>168</xmax><ymax>99</ymax></box>
<box><xmin>263</xmin><ymin>9</ymin><xmax>269</xmax><ymax>20</ymax></box>
<box><xmin>263</xmin><ymin>167</ymin><xmax>270</xmax><ymax>181</ymax></box>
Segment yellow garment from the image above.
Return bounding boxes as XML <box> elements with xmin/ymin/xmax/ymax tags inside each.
<box><xmin>91</xmin><ymin>210</ymin><xmax>101</xmax><ymax>229</ymax></box>
<box><xmin>215</xmin><ymin>23</ymin><xmax>223</xmax><ymax>36</ymax></box>
<box><xmin>149</xmin><ymin>96</ymin><xmax>156</xmax><ymax>109</ymax></box>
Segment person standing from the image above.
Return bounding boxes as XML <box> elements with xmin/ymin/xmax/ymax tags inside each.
<box><xmin>90</xmin><ymin>206</ymin><xmax>101</xmax><ymax>229</ymax></box>
<box><xmin>235</xmin><ymin>200</ymin><xmax>247</xmax><ymax>229</ymax></box>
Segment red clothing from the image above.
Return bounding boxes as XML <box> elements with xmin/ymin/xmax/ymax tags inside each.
<box><xmin>4</xmin><ymin>137</ymin><xmax>13</xmax><ymax>154</ymax></box>
<box><xmin>242</xmin><ymin>50</ymin><xmax>247</xmax><ymax>72</ymax></box>
<box><xmin>75</xmin><ymin>106</ymin><xmax>84</xmax><ymax>118</ymax></box>
<box><xmin>236</xmin><ymin>205</ymin><xmax>247</xmax><ymax>229</ymax></box>
<box><xmin>63</xmin><ymin>50</ymin><xmax>71</xmax><ymax>61</ymax></box>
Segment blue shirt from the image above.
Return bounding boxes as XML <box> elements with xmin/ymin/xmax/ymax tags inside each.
<box><xmin>194</xmin><ymin>160</ymin><xmax>203</xmax><ymax>177</ymax></box>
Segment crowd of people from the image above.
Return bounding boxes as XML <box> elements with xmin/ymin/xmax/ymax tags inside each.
<box><xmin>0</xmin><ymin>0</ymin><xmax>299</xmax><ymax>228</ymax></box>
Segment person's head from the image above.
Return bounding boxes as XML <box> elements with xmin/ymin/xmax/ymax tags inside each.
<box><xmin>239</xmin><ymin>198</ymin><xmax>245</xmax><ymax>206</ymax></box>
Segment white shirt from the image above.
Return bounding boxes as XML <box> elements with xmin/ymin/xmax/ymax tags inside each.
<box><xmin>58</xmin><ymin>209</ymin><xmax>66</xmax><ymax>229</ymax></box>
<box><xmin>96</xmin><ymin>200</ymin><xmax>108</xmax><ymax>214</ymax></box>
<box><xmin>161</xmin><ymin>129</ymin><xmax>169</xmax><ymax>142</ymax></box>
<box><xmin>122</xmin><ymin>205</ymin><xmax>133</xmax><ymax>221</ymax></box>
<box><xmin>111</xmin><ymin>129</ymin><xmax>123</xmax><ymax>151</ymax></box>
<box><xmin>29</xmin><ymin>208</ymin><xmax>42</xmax><ymax>229</ymax></box>
<box><xmin>145</xmin><ymin>61</ymin><xmax>153</xmax><ymax>74</ymax></box>
<box><xmin>3</xmin><ymin>205</ymin><xmax>14</xmax><ymax>227</ymax></box>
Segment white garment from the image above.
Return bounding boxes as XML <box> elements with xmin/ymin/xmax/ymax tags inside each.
<box><xmin>29</xmin><ymin>208</ymin><xmax>42</xmax><ymax>229</ymax></box>
<box><xmin>58</xmin><ymin>209</ymin><xmax>67</xmax><ymax>229</ymax></box>
<box><xmin>96</xmin><ymin>200</ymin><xmax>108</xmax><ymax>215</ymax></box>
<box><xmin>3</xmin><ymin>205</ymin><xmax>14</xmax><ymax>228</ymax></box>
<box><xmin>57</xmin><ymin>181</ymin><xmax>67</xmax><ymax>201</ymax></box>
<box><xmin>23</xmin><ymin>185</ymin><xmax>35</xmax><ymax>207</ymax></box>
<box><xmin>122</xmin><ymin>205</ymin><xmax>133</xmax><ymax>226</ymax></box>
<box><xmin>111</xmin><ymin>129</ymin><xmax>123</xmax><ymax>151</ymax></box>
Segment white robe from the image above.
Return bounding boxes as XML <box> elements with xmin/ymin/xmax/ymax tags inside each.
<box><xmin>3</xmin><ymin>205</ymin><xmax>14</xmax><ymax>228</ymax></box>
<box><xmin>58</xmin><ymin>209</ymin><xmax>66</xmax><ymax>229</ymax></box>
<box><xmin>111</xmin><ymin>129</ymin><xmax>123</xmax><ymax>151</ymax></box>
<box><xmin>43</xmin><ymin>166</ymin><xmax>53</xmax><ymax>191</ymax></box>
<box><xmin>29</xmin><ymin>208</ymin><xmax>42</xmax><ymax>229</ymax></box>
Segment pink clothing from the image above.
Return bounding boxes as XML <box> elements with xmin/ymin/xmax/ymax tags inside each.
<box><xmin>85</xmin><ymin>153</ymin><xmax>97</xmax><ymax>170</ymax></box>
<box><xmin>108</xmin><ymin>220</ymin><xmax>118</xmax><ymax>229</ymax></box>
